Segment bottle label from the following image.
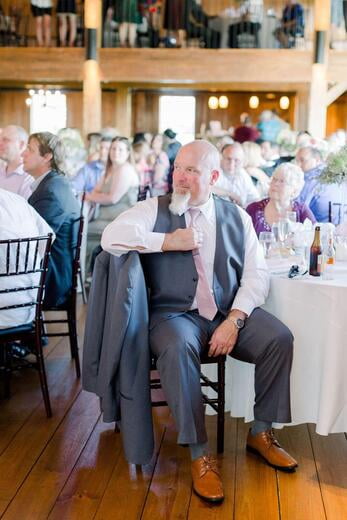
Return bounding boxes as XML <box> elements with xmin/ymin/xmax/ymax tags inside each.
<box><xmin>317</xmin><ymin>254</ymin><xmax>323</xmax><ymax>273</ymax></box>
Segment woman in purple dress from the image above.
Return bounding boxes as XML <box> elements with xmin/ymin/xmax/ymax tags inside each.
<box><xmin>246</xmin><ymin>162</ymin><xmax>315</xmax><ymax>236</ymax></box>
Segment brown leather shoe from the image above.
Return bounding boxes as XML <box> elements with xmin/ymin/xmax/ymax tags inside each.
<box><xmin>246</xmin><ymin>429</ymin><xmax>298</xmax><ymax>472</ymax></box>
<box><xmin>191</xmin><ymin>455</ymin><xmax>224</xmax><ymax>503</ymax></box>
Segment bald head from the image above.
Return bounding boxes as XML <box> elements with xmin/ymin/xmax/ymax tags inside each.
<box><xmin>173</xmin><ymin>139</ymin><xmax>220</xmax><ymax>206</ymax></box>
<box><xmin>221</xmin><ymin>142</ymin><xmax>245</xmax><ymax>176</ymax></box>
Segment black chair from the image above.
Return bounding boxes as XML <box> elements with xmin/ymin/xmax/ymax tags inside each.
<box><xmin>42</xmin><ymin>216</ymin><xmax>84</xmax><ymax>378</ymax></box>
<box><xmin>0</xmin><ymin>233</ymin><xmax>53</xmax><ymax>416</ymax></box>
<box><xmin>150</xmin><ymin>353</ymin><xmax>226</xmax><ymax>453</ymax></box>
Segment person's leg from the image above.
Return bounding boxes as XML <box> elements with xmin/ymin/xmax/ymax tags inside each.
<box><xmin>128</xmin><ymin>23</ymin><xmax>137</xmax><ymax>47</ymax></box>
<box><xmin>58</xmin><ymin>14</ymin><xmax>67</xmax><ymax>46</ymax></box>
<box><xmin>150</xmin><ymin>311</ymin><xmax>224</xmax><ymax>502</ymax></box>
<box><xmin>231</xmin><ymin>308</ymin><xmax>293</xmax><ymax>424</ymax></box>
<box><xmin>43</xmin><ymin>14</ymin><xmax>51</xmax><ymax>46</ymax></box>
<box><xmin>118</xmin><ymin>22</ymin><xmax>128</xmax><ymax>47</ymax></box>
<box><xmin>230</xmin><ymin>307</ymin><xmax>297</xmax><ymax>471</ymax></box>
<box><xmin>68</xmin><ymin>14</ymin><xmax>77</xmax><ymax>47</ymax></box>
<box><xmin>35</xmin><ymin>16</ymin><xmax>43</xmax><ymax>46</ymax></box>
<box><xmin>150</xmin><ymin>312</ymin><xmax>209</xmax><ymax>445</ymax></box>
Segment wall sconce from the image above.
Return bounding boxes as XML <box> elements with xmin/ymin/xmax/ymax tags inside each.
<box><xmin>218</xmin><ymin>95</ymin><xmax>229</xmax><ymax>109</ymax></box>
<box><xmin>279</xmin><ymin>96</ymin><xmax>290</xmax><ymax>110</ymax></box>
<box><xmin>249</xmin><ymin>95</ymin><xmax>259</xmax><ymax>109</ymax></box>
<box><xmin>208</xmin><ymin>96</ymin><xmax>219</xmax><ymax>110</ymax></box>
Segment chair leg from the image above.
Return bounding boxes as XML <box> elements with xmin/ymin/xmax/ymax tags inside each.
<box><xmin>217</xmin><ymin>358</ymin><xmax>225</xmax><ymax>453</ymax></box>
<box><xmin>67</xmin><ymin>308</ymin><xmax>81</xmax><ymax>378</ymax></box>
<box><xmin>34</xmin><ymin>336</ymin><xmax>52</xmax><ymax>417</ymax></box>
<box><xmin>79</xmin><ymin>270</ymin><xmax>87</xmax><ymax>304</ymax></box>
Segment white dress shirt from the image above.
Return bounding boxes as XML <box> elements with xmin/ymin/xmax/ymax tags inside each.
<box><xmin>0</xmin><ymin>162</ymin><xmax>34</xmax><ymax>200</ymax></box>
<box><xmin>102</xmin><ymin>196</ymin><xmax>269</xmax><ymax>317</ymax></box>
<box><xmin>215</xmin><ymin>169</ymin><xmax>260</xmax><ymax>208</ymax></box>
<box><xmin>0</xmin><ymin>189</ymin><xmax>54</xmax><ymax>329</ymax></box>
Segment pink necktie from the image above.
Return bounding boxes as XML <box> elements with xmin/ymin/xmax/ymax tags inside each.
<box><xmin>189</xmin><ymin>208</ymin><xmax>218</xmax><ymax>321</ymax></box>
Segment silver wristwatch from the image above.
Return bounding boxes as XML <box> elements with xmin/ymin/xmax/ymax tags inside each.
<box><xmin>227</xmin><ymin>315</ymin><xmax>245</xmax><ymax>330</ymax></box>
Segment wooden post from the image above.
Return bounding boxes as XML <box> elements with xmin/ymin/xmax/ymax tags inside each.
<box><xmin>307</xmin><ymin>0</ymin><xmax>330</xmax><ymax>138</ymax></box>
<box><xmin>115</xmin><ymin>86</ymin><xmax>132</xmax><ymax>138</ymax></box>
<box><xmin>83</xmin><ymin>0</ymin><xmax>102</xmax><ymax>136</ymax></box>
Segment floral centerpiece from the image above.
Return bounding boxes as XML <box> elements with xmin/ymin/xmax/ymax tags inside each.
<box><xmin>319</xmin><ymin>145</ymin><xmax>347</xmax><ymax>184</ymax></box>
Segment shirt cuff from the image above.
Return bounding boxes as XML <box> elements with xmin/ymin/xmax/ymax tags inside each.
<box><xmin>230</xmin><ymin>295</ymin><xmax>254</xmax><ymax>317</ymax></box>
<box><xmin>147</xmin><ymin>232</ymin><xmax>166</xmax><ymax>252</ymax></box>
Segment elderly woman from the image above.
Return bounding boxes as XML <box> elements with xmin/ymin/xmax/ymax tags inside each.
<box><xmin>246</xmin><ymin>162</ymin><xmax>316</xmax><ymax>236</ymax></box>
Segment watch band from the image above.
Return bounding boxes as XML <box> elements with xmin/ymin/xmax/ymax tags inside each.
<box><xmin>226</xmin><ymin>314</ymin><xmax>245</xmax><ymax>329</ymax></box>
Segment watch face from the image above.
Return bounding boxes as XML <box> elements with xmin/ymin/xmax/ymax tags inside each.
<box><xmin>236</xmin><ymin>318</ymin><xmax>245</xmax><ymax>329</ymax></box>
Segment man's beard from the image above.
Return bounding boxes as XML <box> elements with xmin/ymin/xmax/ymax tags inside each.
<box><xmin>169</xmin><ymin>189</ymin><xmax>191</xmax><ymax>215</ymax></box>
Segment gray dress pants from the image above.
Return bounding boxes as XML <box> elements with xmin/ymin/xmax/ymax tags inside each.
<box><xmin>150</xmin><ymin>308</ymin><xmax>293</xmax><ymax>445</ymax></box>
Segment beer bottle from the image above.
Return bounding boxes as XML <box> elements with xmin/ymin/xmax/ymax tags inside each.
<box><xmin>325</xmin><ymin>230</ymin><xmax>335</xmax><ymax>265</ymax></box>
<box><xmin>309</xmin><ymin>226</ymin><xmax>323</xmax><ymax>276</ymax></box>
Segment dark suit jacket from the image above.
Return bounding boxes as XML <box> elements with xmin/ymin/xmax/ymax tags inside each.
<box><xmin>82</xmin><ymin>250</ymin><xmax>154</xmax><ymax>465</ymax></box>
<box><xmin>28</xmin><ymin>170</ymin><xmax>80</xmax><ymax>307</ymax></box>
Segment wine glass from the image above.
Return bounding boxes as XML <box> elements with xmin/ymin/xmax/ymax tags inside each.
<box><xmin>286</xmin><ymin>211</ymin><xmax>297</xmax><ymax>223</ymax></box>
<box><xmin>277</xmin><ymin>218</ymin><xmax>290</xmax><ymax>246</ymax></box>
<box><xmin>259</xmin><ymin>231</ymin><xmax>275</xmax><ymax>259</ymax></box>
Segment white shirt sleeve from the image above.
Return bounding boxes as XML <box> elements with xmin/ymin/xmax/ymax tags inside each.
<box><xmin>101</xmin><ymin>197</ymin><xmax>165</xmax><ymax>256</ymax></box>
<box><xmin>241</xmin><ymin>170</ymin><xmax>260</xmax><ymax>206</ymax></box>
<box><xmin>231</xmin><ymin>207</ymin><xmax>269</xmax><ymax>316</ymax></box>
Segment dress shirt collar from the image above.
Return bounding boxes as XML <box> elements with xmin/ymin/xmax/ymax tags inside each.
<box><xmin>31</xmin><ymin>170</ymin><xmax>51</xmax><ymax>192</ymax></box>
<box><xmin>304</xmin><ymin>163</ymin><xmax>325</xmax><ymax>181</ymax></box>
<box><xmin>188</xmin><ymin>194</ymin><xmax>215</xmax><ymax>220</ymax></box>
<box><xmin>3</xmin><ymin>162</ymin><xmax>26</xmax><ymax>177</ymax></box>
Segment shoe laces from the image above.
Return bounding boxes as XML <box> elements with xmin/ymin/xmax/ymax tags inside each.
<box><xmin>267</xmin><ymin>429</ymin><xmax>282</xmax><ymax>448</ymax></box>
<box><xmin>199</xmin><ymin>455</ymin><xmax>219</xmax><ymax>476</ymax></box>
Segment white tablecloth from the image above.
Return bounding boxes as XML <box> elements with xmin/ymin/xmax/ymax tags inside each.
<box><xmin>203</xmin><ymin>262</ymin><xmax>347</xmax><ymax>435</ymax></box>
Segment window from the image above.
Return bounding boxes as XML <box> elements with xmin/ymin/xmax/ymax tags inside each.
<box><xmin>29</xmin><ymin>91</ymin><xmax>67</xmax><ymax>134</ymax></box>
<box><xmin>159</xmin><ymin>95</ymin><xmax>196</xmax><ymax>144</ymax></box>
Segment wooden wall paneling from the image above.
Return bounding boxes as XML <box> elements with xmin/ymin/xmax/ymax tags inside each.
<box><xmin>326</xmin><ymin>94</ymin><xmax>347</xmax><ymax>135</ymax></box>
<box><xmin>0</xmin><ymin>89</ymin><xmax>29</xmax><ymax>131</ymax></box>
<box><xmin>132</xmin><ymin>90</ymin><xmax>159</xmax><ymax>136</ymax></box>
<box><xmin>102</xmin><ymin>90</ymin><xmax>117</xmax><ymax>129</ymax></box>
<box><xmin>66</xmin><ymin>91</ymin><xmax>83</xmax><ymax>130</ymax></box>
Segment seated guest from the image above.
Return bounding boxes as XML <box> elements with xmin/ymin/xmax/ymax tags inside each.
<box><xmin>22</xmin><ymin>132</ymin><xmax>80</xmax><ymax>308</ymax></box>
<box><xmin>296</xmin><ymin>146</ymin><xmax>343</xmax><ymax>223</ymax></box>
<box><xmin>228</xmin><ymin>0</ymin><xmax>263</xmax><ymax>48</ymax></box>
<box><xmin>147</xmin><ymin>133</ymin><xmax>170</xmax><ymax>196</ymax></box>
<box><xmin>247</xmin><ymin>162</ymin><xmax>315</xmax><ymax>236</ymax></box>
<box><xmin>85</xmin><ymin>137</ymin><xmax>139</xmax><ymax>268</ymax></box>
<box><xmin>71</xmin><ymin>136</ymin><xmax>112</xmax><ymax>194</ymax></box>
<box><xmin>234</xmin><ymin>114</ymin><xmax>259</xmax><ymax>144</ymax></box>
<box><xmin>0</xmin><ymin>125</ymin><xmax>34</xmax><ymax>199</ymax></box>
<box><xmin>133</xmin><ymin>139</ymin><xmax>152</xmax><ymax>192</ymax></box>
<box><xmin>0</xmin><ymin>188</ymin><xmax>53</xmax><ymax>329</ymax></box>
<box><xmin>274</xmin><ymin>0</ymin><xmax>304</xmax><ymax>48</ymax></box>
<box><xmin>242</xmin><ymin>141</ymin><xmax>270</xmax><ymax>198</ymax></box>
<box><xmin>102</xmin><ymin>139</ymin><xmax>298</xmax><ymax>504</ymax></box>
<box><xmin>213</xmin><ymin>143</ymin><xmax>259</xmax><ymax>207</ymax></box>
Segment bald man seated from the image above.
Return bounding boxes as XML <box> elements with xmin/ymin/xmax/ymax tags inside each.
<box><xmin>102</xmin><ymin>139</ymin><xmax>297</xmax><ymax>504</ymax></box>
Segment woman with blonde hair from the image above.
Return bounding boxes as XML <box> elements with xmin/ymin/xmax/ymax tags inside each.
<box><xmin>242</xmin><ymin>140</ymin><xmax>270</xmax><ymax>198</ymax></box>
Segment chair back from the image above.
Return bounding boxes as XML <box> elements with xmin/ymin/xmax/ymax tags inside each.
<box><xmin>71</xmin><ymin>215</ymin><xmax>85</xmax><ymax>298</ymax></box>
<box><xmin>0</xmin><ymin>233</ymin><xmax>53</xmax><ymax>324</ymax></box>
<box><xmin>328</xmin><ymin>202</ymin><xmax>347</xmax><ymax>225</ymax></box>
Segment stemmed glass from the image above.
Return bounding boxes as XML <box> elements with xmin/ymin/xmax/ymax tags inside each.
<box><xmin>259</xmin><ymin>231</ymin><xmax>275</xmax><ymax>259</ymax></box>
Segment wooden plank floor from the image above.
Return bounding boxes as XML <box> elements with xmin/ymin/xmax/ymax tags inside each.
<box><xmin>1</xmin><ymin>298</ymin><xmax>346</xmax><ymax>520</ymax></box>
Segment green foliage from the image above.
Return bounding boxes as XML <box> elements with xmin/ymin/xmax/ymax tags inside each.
<box><xmin>320</xmin><ymin>145</ymin><xmax>347</xmax><ymax>185</ymax></box>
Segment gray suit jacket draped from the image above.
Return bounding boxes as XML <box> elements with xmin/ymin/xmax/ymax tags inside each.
<box><xmin>82</xmin><ymin>250</ymin><xmax>154</xmax><ymax>465</ymax></box>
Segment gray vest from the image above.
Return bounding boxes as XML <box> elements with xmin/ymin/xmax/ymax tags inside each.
<box><xmin>141</xmin><ymin>194</ymin><xmax>245</xmax><ymax>317</ymax></box>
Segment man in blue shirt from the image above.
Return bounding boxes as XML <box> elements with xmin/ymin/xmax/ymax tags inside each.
<box><xmin>296</xmin><ymin>146</ymin><xmax>342</xmax><ymax>223</ymax></box>
<box><xmin>71</xmin><ymin>137</ymin><xmax>112</xmax><ymax>194</ymax></box>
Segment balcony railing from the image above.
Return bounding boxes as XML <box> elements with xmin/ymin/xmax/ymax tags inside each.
<box><xmin>0</xmin><ymin>1</ymin><xmax>346</xmax><ymax>51</ymax></box>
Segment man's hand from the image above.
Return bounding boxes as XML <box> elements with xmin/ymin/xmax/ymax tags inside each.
<box><xmin>208</xmin><ymin>320</ymin><xmax>239</xmax><ymax>357</ymax></box>
<box><xmin>162</xmin><ymin>227</ymin><xmax>202</xmax><ymax>252</ymax></box>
